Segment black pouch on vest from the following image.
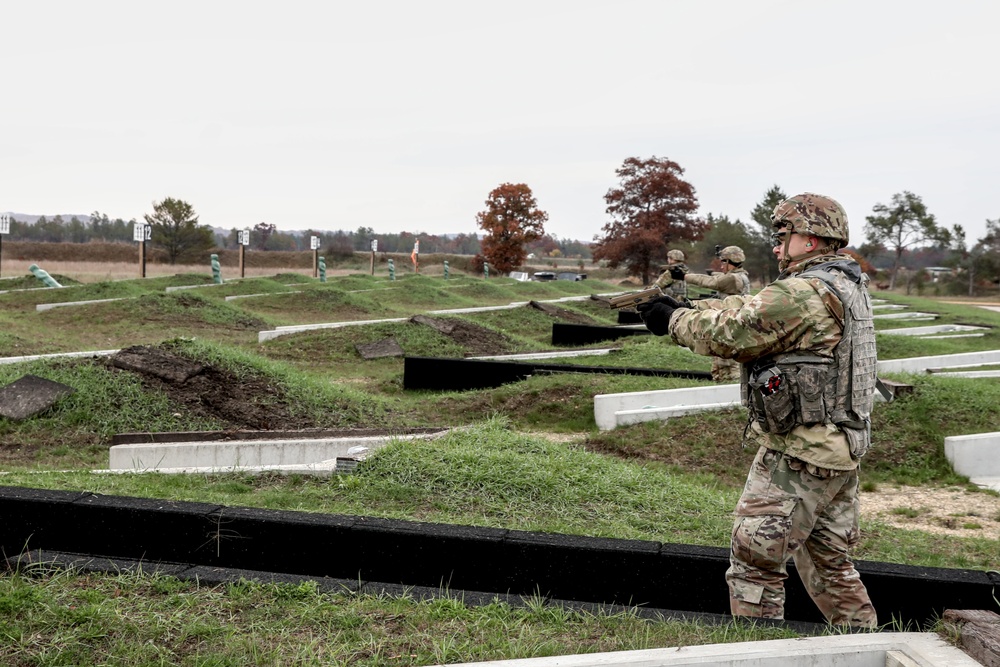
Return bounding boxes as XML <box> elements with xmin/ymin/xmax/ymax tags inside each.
<box><xmin>748</xmin><ymin>365</ymin><xmax>796</xmax><ymax>434</ymax></box>
<box><xmin>795</xmin><ymin>364</ymin><xmax>828</xmax><ymax>425</ymax></box>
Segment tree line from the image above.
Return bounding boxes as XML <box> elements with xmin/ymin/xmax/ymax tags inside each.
<box><xmin>6</xmin><ymin>160</ymin><xmax>998</xmax><ymax>294</ymax></box>
<box><xmin>3</xmin><ymin>210</ymin><xmax>592</xmax><ymax>265</ymax></box>
<box><xmin>461</xmin><ymin>157</ymin><xmax>998</xmax><ymax>293</ymax></box>
<box><xmin>583</xmin><ymin>158</ymin><xmax>999</xmax><ymax>293</ymax></box>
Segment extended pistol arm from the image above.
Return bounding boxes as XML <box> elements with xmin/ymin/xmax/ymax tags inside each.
<box><xmin>607</xmin><ymin>286</ymin><xmax>665</xmax><ymax>310</ymax></box>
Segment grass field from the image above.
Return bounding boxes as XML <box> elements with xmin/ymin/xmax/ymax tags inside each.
<box><xmin>1</xmin><ymin>263</ymin><xmax>998</xmax><ymax>665</ymax></box>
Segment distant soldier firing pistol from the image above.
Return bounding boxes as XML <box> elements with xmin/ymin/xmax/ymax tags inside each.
<box><xmin>608</xmin><ymin>249</ymin><xmax>689</xmax><ymax>310</ymax></box>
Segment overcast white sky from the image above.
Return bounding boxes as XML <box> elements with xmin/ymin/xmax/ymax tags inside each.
<box><xmin>4</xmin><ymin>1</ymin><xmax>998</xmax><ymax>247</ymax></box>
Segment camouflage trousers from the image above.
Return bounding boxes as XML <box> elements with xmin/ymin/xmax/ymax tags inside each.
<box><xmin>711</xmin><ymin>357</ymin><xmax>740</xmax><ymax>383</ymax></box>
<box><xmin>726</xmin><ymin>446</ymin><xmax>877</xmax><ymax>628</ymax></box>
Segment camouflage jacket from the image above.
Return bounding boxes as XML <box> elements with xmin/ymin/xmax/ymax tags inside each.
<box><xmin>653</xmin><ymin>263</ymin><xmax>688</xmax><ymax>298</ymax></box>
<box><xmin>667</xmin><ymin>254</ymin><xmax>856</xmax><ymax>470</ymax></box>
<box><xmin>684</xmin><ymin>268</ymin><xmax>750</xmax><ymax>296</ymax></box>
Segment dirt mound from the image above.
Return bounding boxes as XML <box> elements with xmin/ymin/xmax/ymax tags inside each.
<box><xmin>526</xmin><ymin>301</ymin><xmax>598</xmax><ymax>325</ymax></box>
<box><xmin>409</xmin><ymin>315</ymin><xmax>513</xmax><ymax>356</ymax></box>
<box><xmin>106</xmin><ymin>345</ymin><xmax>309</xmax><ymax>431</ymax></box>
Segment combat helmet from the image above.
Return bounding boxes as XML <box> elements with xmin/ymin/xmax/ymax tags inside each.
<box><xmin>770</xmin><ymin>193</ymin><xmax>849</xmax><ymax>245</ymax></box>
<box><xmin>667</xmin><ymin>249</ymin><xmax>686</xmax><ymax>262</ymax></box>
<box><xmin>718</xmin><ymin>245</ymin><xmax>745</xmax><ymax>265</ymax></box>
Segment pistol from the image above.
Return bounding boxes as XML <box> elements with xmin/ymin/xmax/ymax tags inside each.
<box><xmin>607</xmin><ymin>286</ymin><xmax>666</xmax><ymax>310</ymax></box>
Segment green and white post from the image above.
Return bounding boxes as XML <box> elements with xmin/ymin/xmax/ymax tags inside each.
<box><xmin>211</xmin><ymin>254</ymin><xmax>223</xmax><ymax>284</ymax></box>
<box><xmin>0</xmin><ymin>214</ymin><xmax>10</xmax><ymax>278</ymax></box>
<box><xmin>310</xmin><ymin>235</ymin><xmax>320</xmax><ymax>278</ymax></box>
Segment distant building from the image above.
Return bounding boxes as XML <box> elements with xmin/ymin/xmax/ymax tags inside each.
<box><xmin>923</xmin><ymin>267</ymin><xmax>953</xmax><ymax>282</ymax></box>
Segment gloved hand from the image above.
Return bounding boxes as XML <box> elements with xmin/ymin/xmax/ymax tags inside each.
<box><xmin>636</xmin><ymin>295</ymin><xmax>688</xmax><ymax>336</ymax></box>
<box><xmin>669</xmin><ymin>266</ymin><xmax>686</xmax><ymax>280</ymax></box>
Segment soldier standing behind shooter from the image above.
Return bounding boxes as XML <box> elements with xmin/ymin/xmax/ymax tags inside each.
<box><xmin>653</xmin><ymin>249</ymin><xmax>688</xmax><ymax>299</ymax></box>
<box><xmin>636</xmin><ymin>193</ymin><xmax>879</xmax><ymax>628</ymax></box>
<box><xmin>683</xmin><ymin>245</ymin><xmax>751</xmax><ymax>382</ymax></box>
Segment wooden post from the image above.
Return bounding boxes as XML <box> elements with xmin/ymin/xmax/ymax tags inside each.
<box><xmin>310</xmin><ymin>235</ymin><xmax>320</xmax><ymax>278</ymax></box>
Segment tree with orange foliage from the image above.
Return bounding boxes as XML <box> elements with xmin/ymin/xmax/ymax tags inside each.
<box><xmin>592</xmin><ymin>156</ymin><xmax>706</xmax><ymax>284</ymax></box>
<box><xmin>838</xmin><ymin>248</ymin><xmax>877</xmax><ymax>277</ymax></box>
<box><xmin>476</xmin><ymin>183</ymin><xmax>548</xmax><ymax>274</ymax></box>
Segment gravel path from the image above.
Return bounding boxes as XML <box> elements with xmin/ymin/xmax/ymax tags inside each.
<box><xmin>861</xmin><ymin>485</ymin><xmax>1000</xmax><ymax>540</ymax></box>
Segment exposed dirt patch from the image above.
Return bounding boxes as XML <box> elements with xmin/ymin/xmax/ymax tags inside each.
<box><xmin>526</xmin><ymin>301</ymin><xmax>599</xmax><ymax>325</ymax></box>
<box><xmin>409</xmin><ymin>315</ymin><xmax>514</xmax><ymax>357</ymax></box>
<box><xmin>106</xmin><ymin>344</ymin><xmax>311</xmax><ymax>431</ymax></box>
<box><xmin>861</xmin><ymin>485</ymin><xmax>1000</xmax><ymax>540</ymax></box>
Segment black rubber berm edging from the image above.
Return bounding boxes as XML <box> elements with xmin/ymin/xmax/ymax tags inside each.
<box><xmin>1</xmin><ymin>486</ymin><xmax>996</xmax><ymax>629</ymax></box>
<box><xmin>9</xmin><ymin>548</ymin><xmax>828</xmax><ymax>635</ymax></box>
<box><xmin>403</xmin><ymin>357</ymin><xmax>710</xmax><ymax>390</ymax></box>
<box><xmin>552</xmin><ymin>322</ymin><xmax>650</xmax><ymax>346</ymax></box>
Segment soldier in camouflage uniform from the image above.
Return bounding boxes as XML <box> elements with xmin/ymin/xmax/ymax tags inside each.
<box><xmin>683</xmin><ymin>246</ymin><xmax>751</xmax><ymax>382</ymax></box>
<box><xmin>636</xmin><ymin>193</ymin><xmax>878</xmax><ymax>628</ymax></box>
<box><xmin>653</xmin><ymin>249</ymin><xmax>688</xmax><ymax>299</ymax></box>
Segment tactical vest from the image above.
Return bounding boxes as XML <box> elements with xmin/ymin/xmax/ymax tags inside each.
<box><xmin>742</xmin><ymin>259</ymin><xmax>877</xmax><ymax>459</ymax></box>
<box><xmin>702</xmin><ymin>270</ymin><xmax>749</xmax><ymax>300</ymax></box>
<box><xmin>732</xmin><ymin>270</ymin><xmax>751</xmax><ymax>296</ymax></box>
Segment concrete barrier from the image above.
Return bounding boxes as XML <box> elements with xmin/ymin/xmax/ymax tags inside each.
<box><xmin>257</xmin><ymin>294</ymin><xmax>620</xmax><ymax>342</ymax></box>
<box><xmin>945</xmin><ymin>431</ymin><xmax>1000</xmax><ymax>491</ymax></box>
<box><xmin>164</xmin><ymin>283</ymin><xmax>231</xmax><ymax>292</ymax></box>
<box><xmin>872</xmin><ymin>311</ymin><xmax>938</xmax><ymax>320</ymax></box>
<box><xmin>614</xmin><ymin>401</ymin><xmax>740</xmax><ymax>428</ymax></box>
<box><xmin>109</xmin><ymin>432</ymin><xmax>448</xmax><ymax>473</ymax></box>
<box><xmin>595</xmin><ymin>384</ymin><xmax>740</xmax><ymax>431</ymax></box>
<box><xmin>225</xmin><ymin>290</ymin><xmax>304</xmax><ymax>301</ymax></box>
<box><xmin>878</xmin><ymin>324</ymin><xmax>988</xmax><ymax>336</ymax></box>
<box><xmin>470</xmin><ymin>348</ymin><xmax>616</xmax><ymax>361</ymax></box>
<box><xmin>36</xmin><ymin>297</ymin><xmax>134</xmax><ymax>312</ymax></box>
<box><xmin>918</xmin><ymin>333</ymin><xmax>986</xmax><ymax>340</ymax></box>
<box><xmin>0</xmin><ymin>350</ymin><xmax>119</xmax><ymax>365</ymax></box>
<box><xmin>933</xmin><ymin>370</ymin><xmax>1000</xmax><ymax>378</ymax></box>
<box><xmin>259</xmin><ymin>317</ymin><xmax>410</xmax><ymax>341</ymax></box>
<box><xmin>877</xmin><ymin>350</ymin><xmax>1000</xmax><ymax>374</ymax></box>
<box><xmin>595</xmin><ymin>350</ymin><xmax>1000</xmax><ymax>431</ymax></box>
<box><xmin>443</xmin><ymin>633</ymin><xmax>981</xmax><ymax>667</ymax></box>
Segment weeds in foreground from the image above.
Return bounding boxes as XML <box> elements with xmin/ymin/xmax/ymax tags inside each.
<box><xmin>0</xmin><ymin>569</ymin><xmax>801</xmax><ymax>667</ymax></box>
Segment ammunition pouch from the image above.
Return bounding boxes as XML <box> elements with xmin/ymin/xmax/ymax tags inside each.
<box><xmin>746</xmin><ymin>357</ymin><xmax>832</xmax><ymax>435</ymax></box>
<box><xmin>747</xmin><ymin>364</ymin><xmax>796</xmax><ymax>434</ymax></box>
